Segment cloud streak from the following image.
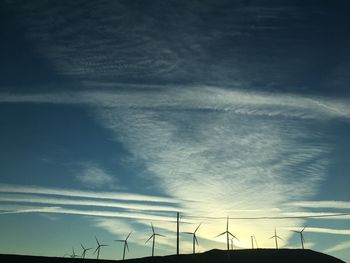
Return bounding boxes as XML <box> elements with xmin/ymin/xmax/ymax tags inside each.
<box><xmin>0</xmin><ymin>87</ymin><xmax>350</xmax><ymax>120</ymax></box>
<box><xmin>304</xmin><ymin>227</ymin><xmax>350</xmax><ymax>235</ymax></box>
<box><xmin>0</xmin><ymin>204</ymin><xmax>176</xmax><ymax>222</ymax></box>
<box><xmin>325</xmin><ymin>240</ymin><xmax>350</xmax><ymax>253</ymax></box>
<box><xmin>289</xmin><ymin>200</ymin><xmax>350</xmax><ymax>210</ymax></box>
<box><xmin>0</xmin><ymin>184</ymin><xmax>179</xmax><ymax>204</ymax></box>
<box><xmin>0</xmin><ymin>194</ymin><xmax>182</xmax><ymax>213</ymax></box>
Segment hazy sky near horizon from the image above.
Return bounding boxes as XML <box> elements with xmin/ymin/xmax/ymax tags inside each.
<box><xmin>0</xmin><ymin>0</ymin><xmax>350</xmax><ymax>262</ymax></box>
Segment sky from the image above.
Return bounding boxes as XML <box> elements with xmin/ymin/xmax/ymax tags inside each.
<box><xmin>0</xmin><ymin>0</ymin><xmax>350</xmax><ymax>261</ymax></box>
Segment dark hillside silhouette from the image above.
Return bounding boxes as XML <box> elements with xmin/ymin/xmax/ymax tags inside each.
<box><xmin>0</xmin><ymin>249</ymin><xmax>345</xmax><ymax>263</ymax></box>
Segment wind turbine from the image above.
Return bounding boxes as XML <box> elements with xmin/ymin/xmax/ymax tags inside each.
<box><xmin>94</xmin><ymin>236</ymin><xmax>108</xmax><ymax>260</ymax></box>
<box><xmin>230</xmin><ymin>237</ymin><xmax>238</xmax><ymax>250</ymax></box>
<box><xmin>146</xmin><ymin>223</ymin><xmax>165</xmax><ymax>257</ymax></box>
<box><xmin>216</xmin><ymin>216</ymin><xmax>239</xmax><ymax>250</ymax></box>
<box><xmin>292</xmin><ymin>227</ymin><xmax>306</xmax><ymax>249</ymax></box>
<box><xmin>269</xmin><ymin>228</ymin><xmax>282</xmax><ymax>249</ymax></box>
<box><xmin>70</xmin><ymin>247</ymin><xmax>78</xmax><ymax>258</ymax></box>
<box><xmin>183</xmin><ymin>223</ymin><xmax>202</xmax><ymax>254</ymax></box>
<box><xmin>115</xmin><ymin>232</ymin><xmax>132</xmax><ymax>260</ymax></box>
<box><xmin>80</xmin><ymin>243</ymin><xmax>92</xmax><ymax>259</ymax></box>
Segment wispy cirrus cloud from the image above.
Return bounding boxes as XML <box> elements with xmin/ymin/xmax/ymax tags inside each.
<box><xmin>0</xmin><ymin>183</ymin><xmax>179</xmax><ymax>204</ymax></box>
<box><xmin>1</xmin><ymin>1</ymin><xmax>349</xmax><ymax>260</ymax></box>
<box><xmin>286</xmin><ymin>226</ymin><xmax>350</xmax><ymax>235</ymax></box>
<box><xmin>325</xmin><ymin>240</ymin><xmax>350</xmax><ymax>253</ymax></box>
<box><xmin>289</xmin><ymin>200</ymin><xmax>350</xmax><ymax>210</ymax></box>
<box><xmin>0</xmin><ymin>87</ymin><xmax>349</xmax><ymax>120</ymax></box>
<box><xmin>8</xmin><ymin>0</ymin><xmax>343</xmax><ymax>92</ymax></box>
<box><xmin>0</xmin><ymin>194</ymin><xmax>182</xmax><ymax>213</ymax></box>
<box><xmin>0</xmin><ymin>205</ymin><xmax>175</xmax><ymax>222</ymax></box>
<box><xmin>1</xmin><ymin>86</ymin><xmax>349</xmax><ymax>249</ymax></box>
<box><xmin>76</xmin><ymin>164</ymin><xmax>117</xmax><ymax>189</ymax></box>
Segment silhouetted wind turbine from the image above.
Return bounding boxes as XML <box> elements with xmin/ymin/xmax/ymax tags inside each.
<box><xmin>94</xmin><ymin>236</ymin><xmax>108</xmax><ymax>260</ymax></box>
<box><xmin>80</xmin><ymin>243</ymin><xmax>92</xmax><ymax>259</ymax></box>
<box><xmin>293</xmin><ymin>227</ymin><xmax>306</xmax><ymax>249</ymax></box>
<box><xmin>216</xmin><ymin>216</ymin><xmax>238</xmax><ymax>250</ymax></box>
<box><xmin>269</xmin><ymin>228</ymin><xmax>282</xmax><ymax>249</ymax></box>
<box><xmin>230</xmin><ymin>237</ymin><xmax>238</xmax><ymax>250</ymax></box>
<box><xmin>115</xmin><ymin>232</ymin><xmax>132</xmax><ymax>260</ymax></box>
<box><xmin>146</xmin><ymin>223</ymin><xmax>165</xmax><ymax>257</ymax></box>
<box><xmin>70</xmin><ymin>247</ymin><xmax>78</xmax><ymax>258</ymax></box>
<box><xmin>184</xmin><ymin>223</ymin><xmax>201</xmax><ymax>254</ymax></box>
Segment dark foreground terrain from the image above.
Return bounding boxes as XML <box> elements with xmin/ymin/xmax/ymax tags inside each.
<box><xmin>0</xmin><ymin>249</ymin><xmax>345</xmax><ymax>263</ymax></box>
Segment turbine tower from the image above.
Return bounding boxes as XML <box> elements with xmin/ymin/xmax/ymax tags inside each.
<box><xmin>146</xmin><ymin>223</ymin><xmax>165</xmax><ymax>257</ymax></box>
<box><xmin>230</xmin><ymin>237</ymin><xmax>237</xmax><ymax>250</ymax></box>
<box><xmin>184</xmin><ymin>223</ymin><xmax>201</xmax><ymax>254</ymax></box>
<box><xmin>293</xmin><ymin>227</ymin><xmax>306</xmax><ymax>249</ymax></box>
<box><xmin>269</xmin><ymin>228</ymin><xmax>282</xmax><ymax>249</ymax></box>
<box><xmin>253</xmin><ymin>235</ymin><xmax>259</xmax><ymax>249</ymax></box>
<box><xmin>115</xmin><ymin>232</ymin><xmax>132</xmax><ymax>260</ymax></box>
<box><xmin>80</xmin><ymin>243</ymin><xmax>92</xmax><ymax>259</ymax></box>
<box><xmin>216</xmin><ymin>216</ymin><xmax>238</xmax><ymax>250</ymax></box>
<box><xmin>94</xmin><ymin>236</ymin><xmax>108</xmax><ymax>260</ymax></box>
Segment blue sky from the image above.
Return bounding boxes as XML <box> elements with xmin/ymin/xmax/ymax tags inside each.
<box><xmin>0</xmin><ymin>0</ymin><xmax>350</xmax><ymax>261</ymax></box>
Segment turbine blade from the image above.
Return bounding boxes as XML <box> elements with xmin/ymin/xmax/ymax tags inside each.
<box><xmin>269</xmin><ymin>236</ymin><xmax>275</xmax><ymax>239</ymax></box>
<box><xmin>155</xmin><ymin>233</ymin><xmax>165</xmax><ymax>237</ymax></box>
<box><xmin>228</xmin><ymin>231</ymin><xmax>235</xmax><ymax>237</ymax></box>
<box><xmin>301</xmin><ymin>226</ymin><xmax>306</xmax><ymax>232</ymax></box>
<box><xmin>126</xmin><ymin>232</ymin><xmax>132</xmax><ymax>240</ymax></box>
<box><xmin>95</xmin><ymin>236</ymin><xmax>100</xmax><ymax>245</ymax></box>
<box><xmin>145</xmin><ymin>235</ymin><xmax>153</xmax><ymax>244</ymax></box>
<box><xmin>93</xmin><ymin>247</ymin><xmax>99</xmax><ymax>255</ymax></box>
<box><xmin>277</xmin><ymin>236</ymin><xmax>283</xmax><ymax>240</ymax></box>
<box><xmin>216</xmin><ymin>231</ymin><xmax>226</xmax><ymax>238</ymax></box>
<box><xmin>115</xmin><ymin>240</ymin><xmax>124</xmax><ymax>242</ymax></box>
<box><xmin>195</xmin><ymin>223</ymin><xmax>202</xmax><ymax>233</ymax></box>
<box><xmin>80</xmin><ymin>243</ymin><xmax>84</xmax><ymax>250</ymax></box>
<box><xmin>183</xmin><ymin>232</ymin><xmax>193</xmax><ymax>235</ymax></box>
<box><xmin>151</xmin><ymin>223</ymin><xmax>155</xmax><ymax>234</ymax></box>
<box><xmin>194</xmin><ymin>236</ymin><xmax>199</xmax><ymax>246</ymax></box>
<box><xmin>126</xmin><ymin>242</ymin><xmax>129</xmax><ymax>252</ymax></box>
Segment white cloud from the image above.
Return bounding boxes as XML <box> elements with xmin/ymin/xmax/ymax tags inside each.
<box><xmin>1</xmin><ymin>84</ymin><xmax>350</xmax><ymax>253</ymax></box>
<box><xmin>93</xmin><ymin>218</ymin><xmax>134</xmax><ymax>237</ymax></box>
<box><xmin>280</xmin><ymin>212</ymin><xmax>350</xmax><ymax>219</ymax></box>
<box><xmin>0</xmin><ymin>205</ymin><xmax>176</xmax><ymax>222</ymax></box>
<box><xmin>76</xmin><ymin>165</ymin><xmax>116</xmax><ymax>189</ymax></box>
<box><xmin>0</xmin><ymin>183</ymin><xmax>179</xmax><ymax>204</ymax></box>
<box><xmin>0</xmin><ymin>194</ymin><xmax>183</xmax><ymax>213</ymax></box>
<box><xmin>289</xmin><ymin>200</ymin><xmax>350</xmax><ymax>210</ymax></box>
<box><xmin>294</xmin><ymin>227</ymin><xmax>350</xmax><ymax>235</ymax></box>
<box><xmin>1</xmin><ymin>86</ymin><xmax>346</xmax><ymax>250</ymax></box>
<box><xmin>325</xmin><ymin>240</ymin><xmax>350</xmax><ymax>253</ymax></box>
<box><xmin>0</xmin><ymin>87</ymin><xmax>350</xmax><ymax>120</ymax></box>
